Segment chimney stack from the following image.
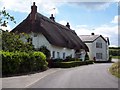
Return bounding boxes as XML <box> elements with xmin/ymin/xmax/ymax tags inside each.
<box><xmin>66</xmin><ymin>22</ymin><xmax>70</xmax><ymax>29</ymax></box>
<box><xmin>91</xmin><ymin>33</ymin><xmax>94</xmax><ymax>35</ymax></box>
<box><xmin>50</xmin><ymin>14</ymin><xmax>55</xmax><ymax>21</ymax></box>
<box><xmin>30</xmin><ymin>2</ymin><xmax>37</xmax><ymax>23</ymax></box>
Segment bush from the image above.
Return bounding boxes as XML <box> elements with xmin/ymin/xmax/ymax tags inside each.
<box><xmin>53</xmin><ymin>58</ymin><xmax>63</xmax><ymax>62</ymax></box>
<box><xmin>85</xmin><ymin>53</ymin><xmax>89</xmax><ymax>60</ymax></box>
<box><xmin>108</xmin><ymin>55</ymin><xmax>112</xmax><ymax>62</ymax></box>
<box><xmin>1</xmin><ymin>51</ymin><xmax>48</xmax><ymax>76</ymax></box>
<box><xmin>38</xmin><ymin>46</ymin><xmax>51</xmax><ymax>59</ymax></box>
<box><xmin>65</xmin><ymin>56</ymin><xmax>82</xmax><ymax>62</ymax></box>
<box><xmin>109</xmin><ymin>62</ymin><xmax>120</xmax><ymax>78</ymax></box>
<box><xmin>52</xmin><ymin>60</ymin><xmax>94</xmax><ymax>68</ymax></box>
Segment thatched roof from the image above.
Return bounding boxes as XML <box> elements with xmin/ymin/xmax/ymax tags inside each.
<box><xmin>11</xmin><ymin>2</ymin><xmax>89</xmax><ymax>51</ymax></box>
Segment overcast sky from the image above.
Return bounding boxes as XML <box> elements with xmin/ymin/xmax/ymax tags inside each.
<box><xmin>0</xmin><ymin>0</ymin><xmax>119</xmax><ymax>47</ymax></box>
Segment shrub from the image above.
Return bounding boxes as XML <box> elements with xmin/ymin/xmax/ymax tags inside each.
<box><xmin>85</xmin><ymin>53</ymin><xmax>89</xmax><ymax>60</ymax></box>
<box><xmin>108</xmin><ymin>55</ymin><xmax>112</xmax><ymax>62</ymax></box>
<box><xmin>38</xmin><ymin>46</ymin><xmax>51</xmax><ymax>59</ymax></box>
<box><xmin>2</xmin><ymin>31</ymin><xmax>34</xmax><ymax>52</ymax></box>
<box><xmin>53</xmin><ymin>58</ymin><xmax>63</xmax><ymax>62</ymax></box>
<box><xmin>52</xmin><ymin>60</ymin><xmax>94</xmax><ymax>68</ymax></box>
<box><xmin>109</xmin><ymin>62</ymin><xmax>120</xmax><ymax>78</ymax></box>
<box><xmin>1</xmin><ymin>51</ymin><xmax>48</xmax><ymax>76</ymax></box>
<box><xmin>65</xmin><ymin>56</ymin><xmax>81</xmax><ymax>62</ymax></box>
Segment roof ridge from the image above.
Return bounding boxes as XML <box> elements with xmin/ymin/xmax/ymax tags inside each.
<box><xmin>37</xmin><ymin>12</ymin><xmax>75</xmax><ymax>32</ymax></box>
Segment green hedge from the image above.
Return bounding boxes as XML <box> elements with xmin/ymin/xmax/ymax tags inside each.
<box><xmin>1</xmin><ymin>51</ymin><xmax>48</xmax><ymax>76</ymax></box>
<box><xmin>52</xmin><ymin>60</ymin><xmax>94</xmax><ymax>68</ymax></box>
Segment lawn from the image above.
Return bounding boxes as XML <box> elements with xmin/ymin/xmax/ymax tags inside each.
<box><xmin>109</xmin><ymin>62</ymin><xmax>120</xmax><ymax>78</ymax></box>
<box><xmin>112</xmin><ymin>56</ymin><xmax>120</xmax><ymax>59</ymax></box>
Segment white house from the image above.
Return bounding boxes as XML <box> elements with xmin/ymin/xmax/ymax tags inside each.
<box><xmin>11</xmin><ymin>2</ymin><xmax>89</xmax><ymax>59</ymax></box>
<box><xmin>79</xmin><ymin>33</ymin><xmax>110</xmax><ymax>61</ymax></box>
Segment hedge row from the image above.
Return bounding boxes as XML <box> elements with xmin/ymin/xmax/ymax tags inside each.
<box><xmin>0</xmin><ymin>51</ymin><xmax>48</xmax><ymax>76</ymax></box>
<box><xmin>52</xmin><ymin>60</ymin><xmax>94</xmax><ymax>68</ymax></box>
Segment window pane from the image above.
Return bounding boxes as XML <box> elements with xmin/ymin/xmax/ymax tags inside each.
<box><xmin>96</xmin><ymin>42</ymin><xmax>102</xmax><ymax>48</ymax></box>
<box><xmin>63</xmin><ymin>52</ymin><xmax>65</xmax><ymax>59</ymax></box>
<box><xmin>96</xmin><ymin>53</ymin><xmax>102</xmax><ymax>59</ymax></box>
<box><xmin>57</xmin><ymin>52</ymin><xmax>60</xmax><ymax>58</ymax></box>
<box><xmin>52</xmin><ymin>51</ymin><xmax>55</xmax><ymax>58</ymax></box>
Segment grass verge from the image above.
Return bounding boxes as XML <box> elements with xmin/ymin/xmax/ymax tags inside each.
<box><xmin>109</xmin><ymin>62</ymin><xmax>120</xmax><ymax>78</ymax></box>
<box><xmin>112</xmin><ymin>56</ymin><xmax>120</xmax><ymax>59</ymax></box>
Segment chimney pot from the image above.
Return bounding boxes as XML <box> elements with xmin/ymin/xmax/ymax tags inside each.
<box><xmin>66</xmin><ymin>22</ymin><xmax>70</xmax><ymax>29</ymax></box>
<box><xmin>91</xmin><ymin>33</ymin><xmax>94</xmax><ymax>35</ymax></box>
<box><xmin>33</xmin><ymin>2</ymin><xmax>35</xmax><ymax>5</ymax></box>
<box><xmin>50</xmin><ymin>14</ymin><xmax>55</xmax><ymax>21</ymax></box>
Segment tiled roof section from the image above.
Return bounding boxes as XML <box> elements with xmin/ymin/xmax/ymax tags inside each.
<box><xmin>79</xmin><ymin>35</ymin><xmax>100</xmax><ymax>42</ymax></box>
<box><xmin>11</xmin><ymin>12</ymin><xmax>89</xmax><ymax>51</ymax></box>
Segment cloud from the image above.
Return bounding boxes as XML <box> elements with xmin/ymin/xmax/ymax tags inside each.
<box><xmin>74</xmin><ymin>24</ymin><xmax>118</xmax><ymax>47</ymax></box>
<box><xmin>58</xmin><ymin>20</ymin><xmax>75</xmax><ymax>30</ymax></box>
<box><xmin>59</xmin><ymin>20</ymin><xmax>119</xmax><ymax>47</ymax></box>
<box><xmin>0</xmin><ymin>0</ymin><xmax>60</xmax><ymax>15</ymax></box>
<box><xmin>0</xmin><ymin>25</ymin><xmax>11</xmax><ymax>31</ymax></box>
<box><xmin>58</xmin><ymin>20</ymin><xmax>67</xmax><ymax>25</ymax></box>
<box><xmin>71</xmin><ymin>2</ymin><xmax>111</xmax><ymax>10</ymax></box>
<box><xmin>111</xmin><ymin>15</ymin><xmax>120</xmax><ymax>24</ymax></box>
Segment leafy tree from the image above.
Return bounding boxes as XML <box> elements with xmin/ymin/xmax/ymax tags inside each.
<box><xmin>38</xmin><ymin>46</ymin><xmax>51</xmax><ymax>59</ymax></box>
<box><xmin>2</xmin><ymin>31</ymin><xmax>34</xmax><ymax>52</ymax></box>
<box><xmin>0</xmin><ymin>7</ymin><xmax>16</xmax><ymax>27</ymax></box>
<box><xmin>0</xmin><ymin>8</ymin><xmax>34</xmax><ymax>52</ymax></box>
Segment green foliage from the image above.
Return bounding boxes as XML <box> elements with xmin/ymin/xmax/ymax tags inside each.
<box><xmin>1</xmin><ymin>51</ymin><xmax>48</xmax><ymax>76</ymax></box>
<box><xmin>85</xmin><ymin>53</ymin><xmax>89</xmax><ymax>60</ymax></box>
<box><xmin>108</xmin><ymin>55</ymin><xmax>112</xmax><ymax>62</ymax></box>
<box><xmin>0</xmin><ymin>7</ymin><xmax>16</xmax><ymax>27</ymax></box>
<box><xmin>2</xmin><ymin>31</ymin><xmax>34</xmax><ymax>52</ymax></box>
<box><xmin>38</xmin><ymin>46</ymin><xmax>51</xmax><ymax>59</ymax></box>
<box><xmin>65</xmin><ymin>56</ymin><xmax>82</xmax><ymax>61</ymax></box>
<box><xmin>109</xmin><ymin>47</ymin><xmax>120</xmax><ymax>56</ymax></box>
<box><xmin>52</xmin><ymin>60</ymin><xmax>93</xmax><ymax>68</ymax></box>
<box><xmin>109</xmin><ymin>62</ymin><xmax>120</xmax><ymax>78</ymax></box>
<box><xmin>112</xmin><ymin>56</ymin><xmax>120</xmax><ymax>59</ymax></box>
<box><xmin>109</xmin><ymin>47</ymin><xmax>120</xmax><ymax>49</ymax></box>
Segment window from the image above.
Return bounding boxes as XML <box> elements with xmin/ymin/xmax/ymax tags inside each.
<box><xmin>34</xmin><ymin>33</ymin><xmax>37</xmax><ymax>37</ymax></box>
<box><xmin>52</xmin><ymin>51</ymin><xmax>55</xmax><ymax>58</ymax></box>
<box><xmin>96</xmin><ymin>53</ymin><xmax>102</xmax><ymax>59</ymax></box>
<box><xmin>57</xmin><ymin>52</ymin><xmax>60</xmax><ymax>58</ymax></box>
<box><xmin>63</xmin><ymin>52</ymin><xmax>65</xmax><ymax>59</ymax></box>
<box><xmin>96</xmin><ymin>42</ymin><xmax>102</xmax><ymax>48</ymax></box>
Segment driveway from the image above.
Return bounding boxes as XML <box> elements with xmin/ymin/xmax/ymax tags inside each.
<box><xmin>28</xmin><ymin>63</ymin><xmax>118</xmax><ymax>88</ymax></box>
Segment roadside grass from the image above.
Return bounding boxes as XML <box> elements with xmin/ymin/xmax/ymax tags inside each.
<box><xmin>112</xmin><ymin>56</ymin><xmax>120</xmax><ymax>59</ymax></box>
<box><xmin>109</xmin><ymin>62</ymin><xmax>120</xmax><ymax>78</ymax></box>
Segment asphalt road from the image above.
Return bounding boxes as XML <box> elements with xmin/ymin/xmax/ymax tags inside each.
<box><xmin>28</xmin><ymin>63</ymin><xmax>118</xmax><ymax>88</ymax></box>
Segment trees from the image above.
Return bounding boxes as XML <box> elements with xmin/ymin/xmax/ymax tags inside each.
<box><xmin>2</xmin><ymin>31</ymin><xmax>34</xmax><ymax>52</ymax></box>
<box><xmin>38</xmin><ymin>46</ymin><xmax>51</xmax><ymax>59</ymax></box>
<box><xmin>0</xmin><ymin>7</ymin><xmax>16</xmax><ymax>27</ymax></box>
<box><xmin>0</xmin><ymin>8</ymin><xmax>34</xmax><ymax>52</ymax></box>
<box><xmin>109</xmin><ymin>47</ymin><xmax>120</xmax><ymax>56</ymax></box>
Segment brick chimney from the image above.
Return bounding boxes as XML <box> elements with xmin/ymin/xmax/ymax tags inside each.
<box><xmin>50</xmin><ymin>14</ymin><xmax>55</xmax><ymax>21</ymax></box>
<box><xmin>66</xmin><ymin>22</ymin><xmax>70</xmax><ymax>29</ymax></box>
<box><xmin>30</xmin><ymin>2</ymin><xmax>37</xmax><ymax>23</ymax></box>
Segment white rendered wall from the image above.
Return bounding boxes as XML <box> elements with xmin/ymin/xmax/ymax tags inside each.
<box><xmin>85</xmin><ymin>37</ymin><xmax>107</xmax><ymax>61</ymax></box>
<box><xmin>29</xmin><ymin>33</ymin><xmax>75</xmax><ymax>59</ymax></box>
